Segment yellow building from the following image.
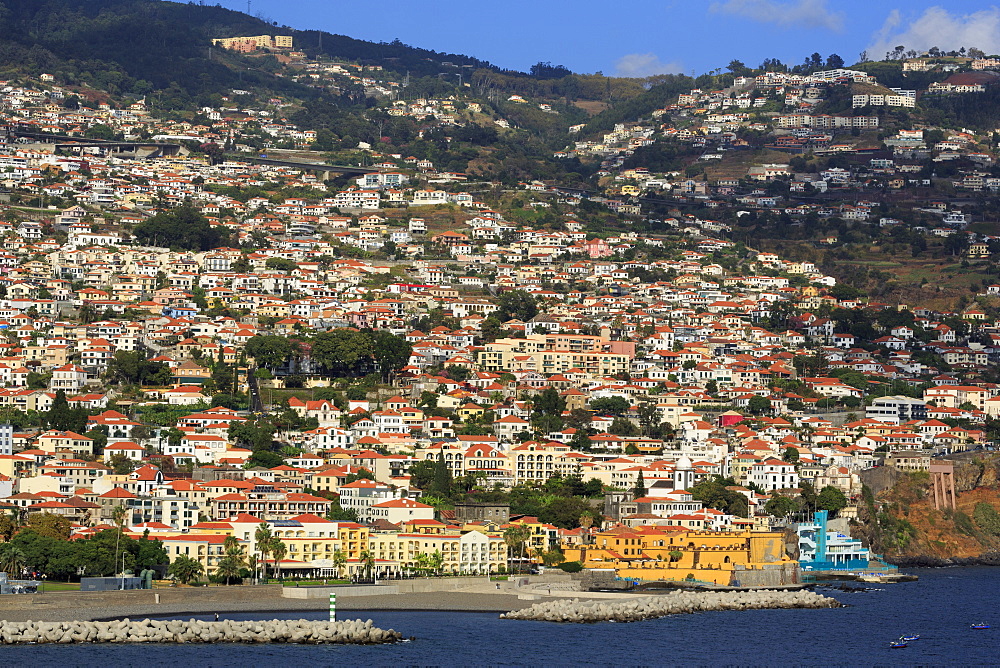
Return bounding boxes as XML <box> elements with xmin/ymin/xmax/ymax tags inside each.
<box><xmin>477</xmin><ymin>335</ymin><xmax>632</xmax><ymax>377</ymax></box>
<box><xmin>154</xmin><ymin>514</ymin><xmax>509</xmax><ymax>580</ymax></box>
<box><xmin>367</xmin><ymin>520</ymin><xmax>506</xmax><ymax>575</ymax></box>
<box><xmin>563</xmin><ymin>527</ymin><xmax>798</xmax><ymax>586</ymax></box>
<box><xmin>157</xmin><ymin>533</ymin><xmax>231</xmax><ymax>576</ymax></box>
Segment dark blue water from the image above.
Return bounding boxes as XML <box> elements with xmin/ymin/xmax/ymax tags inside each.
<box><xmin>3</xmin><ymin>567</ymin><xmax>998</xmax><ymax>666</ymax></box>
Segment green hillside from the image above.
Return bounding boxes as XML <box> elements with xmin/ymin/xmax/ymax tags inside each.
<box><xmin>0</xmin><ymin>0</ymin><xmax>496</xmax><ymax>107</ymax></box>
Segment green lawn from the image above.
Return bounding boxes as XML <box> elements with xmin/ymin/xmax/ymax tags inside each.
<box><xmin>38</xmin><ymin>582</ymin><xmax>80</xmax><ymax>591</ymax></box>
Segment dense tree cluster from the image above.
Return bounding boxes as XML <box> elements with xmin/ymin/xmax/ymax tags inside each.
<box><xmin>308</xmin><ymin>330</ymin><xmax>412</xmax><ymax>380</ymax></box>
<box><xmin>105</xmin><ymin>351</ymin><xmax>172</xmax><ymax>386</ymax></box>
<box><xmin>133</xmin><ymin>203</ymin><xmax>225</xmax><ymax>251</ymax></box>
<box><xmin>2</xmin><ymin>519</ymin><xmax>168</xmax><ymax>580</ymax></box>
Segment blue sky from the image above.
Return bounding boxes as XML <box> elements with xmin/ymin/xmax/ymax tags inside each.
<box><xmin>207</xmin><ymin>1</ymin><xmax>1000</xmax><ymax>77</ymax></box>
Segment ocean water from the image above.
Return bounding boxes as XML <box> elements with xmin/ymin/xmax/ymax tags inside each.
<box><xmin>3</xmin><ymin>566</ymin><xmax>999</xmax><ymax>667</ymax></box>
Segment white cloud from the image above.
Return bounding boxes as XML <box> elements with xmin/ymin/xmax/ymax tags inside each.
<box><xmin>615</xmin><ymin>53</ymin><xmax>683</xmax><ymax>78</ymax></box>
<box><xmin>868</xmin><ymin>7</ymin><xmax>1000</xmax><ymax>59</ymax></box>
<box><xmin>709</xmin><ymin>0</ymin><xmax>845</xmax><ymax>31</ymax></box>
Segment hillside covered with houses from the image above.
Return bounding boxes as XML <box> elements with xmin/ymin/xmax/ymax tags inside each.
<box><xmin>1</xmin><ymin>5</ymin><xmax>1000</xmax><ymax>584</ymax></box>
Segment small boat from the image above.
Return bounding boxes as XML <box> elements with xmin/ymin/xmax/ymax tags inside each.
<box><xmin>971</xmin><ymin>623</ymin><xmax>990</xmax><ymax>630</ymax></box>
<box><xmin>889</xmin><ymin>641</ymin><xmax>908</xmax><ymax>649</ymax></box>
<box><xmin>900</xmin><ymin>635</ymin><xmax>920</xmax><ymax>641</ymax></box>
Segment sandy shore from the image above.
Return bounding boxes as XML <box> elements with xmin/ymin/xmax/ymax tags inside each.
<box><xmin>0</xmin><ymin>590</ymin><xmax>533</xmax><ymax>622</ymax></box>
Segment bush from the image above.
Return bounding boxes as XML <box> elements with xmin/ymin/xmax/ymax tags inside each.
<box><xmin>954</xmin><ymin>510</ymin><xmax>976</xmax><ymax>536</ymax></box>
<box><xmin>973</xmin><ymin>503</ymin><xmax>1000</xmax><ymax>536</ymax></box>
<box><xmin>557</xmin><ymin>561</ymin><xmax>583</xmax><ymax>573</ymax></box>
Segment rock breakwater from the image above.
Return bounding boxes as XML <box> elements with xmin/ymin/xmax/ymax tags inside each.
<box><xmin>0</xmin><ymin>618</ymin><xmax>402</xmax><ymax>644</ymax></box>
<box><xmin>501</xmin><ymin>589</ymin><xmax>841</xmax><ymax>623</ymax></box>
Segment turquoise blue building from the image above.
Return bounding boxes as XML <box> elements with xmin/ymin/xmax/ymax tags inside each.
<box><xmin>796</xmin><ymin>510</ymin><xmax>872</xmax><ymax>571</ymax></box>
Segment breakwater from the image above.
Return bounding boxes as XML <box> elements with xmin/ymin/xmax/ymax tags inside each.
<box><xmin>501</xmin><ymin>589</ymin><xmax>841</xmax><ymax>623</ymax></box>
<box><xmin>0</xmin><ymin>618</ymin><xmax>402</xmax><ymax>644</ymax></box>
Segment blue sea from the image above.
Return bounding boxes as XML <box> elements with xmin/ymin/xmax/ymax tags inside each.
<box><xmin>3</xmin><ymin>567</ymin><xmax>999</xmax><ymax>666</ymax></box>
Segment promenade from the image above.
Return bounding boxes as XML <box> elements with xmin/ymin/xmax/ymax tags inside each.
<box><xmin>0</xmin><ymin>574</ymin><xmax>614</xmax><ymax>622</ymax></box>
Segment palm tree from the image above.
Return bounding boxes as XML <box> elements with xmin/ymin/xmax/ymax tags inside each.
<box><xmin>254</xmin><ymin>522</ymin><xmax>272</xmax><ymax>583</ymax></box>
<box><xmin>331</xmin><ymin>549</ymin><xmax>347</xmax><ymax>580</ymax></box>
<box><xmin>413</xmin><ymin>552</ymin><xmax>430</xmax><ymax>576</ymax></box>
<box><xmin>269</xmin><ymin>537</ymin><xmax>287</xmax><ymax>582</ymax></box>
<box><xmin>0</xmin><ymin>543</ymin><xmax>26</xmax><ymax>577</ymax></box>
<box><xmin>246</xmin><ymin>554</ymin><xmax>258</xmax><ymax>581</ymax></box>
<box><xmin>111</xmin><ymin>504</ymin><xmax>128</xmax><ymax>578</ymax></box>
<box><xmin>429</xmin><ymin>549</ymin><xmax>444</xmax><ymax>576</ymax></box>
<box><xmin>503</xmin><ymin>524</ymin><xmax>531</xmax><ymax>573</ymax></box>
<box><xmin>216</xmin><ymin>535</ymin><xmax>247</xmax><ymax>585</ymax></box>
<box><xmin>359</xmin><ymin>550</ymin><xmax>375</xmax><ymax>582</ymax></box>
<box><xmin>168</xmin><ymin>555</ymin><xmax>204</xmax><ymax>585</ymax></box>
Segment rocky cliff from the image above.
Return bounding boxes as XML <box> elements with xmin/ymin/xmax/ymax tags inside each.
<box><xmin>854</xmin><ymin>455</ymin><xmax>1000</xmax><ymax>565</ymax></box>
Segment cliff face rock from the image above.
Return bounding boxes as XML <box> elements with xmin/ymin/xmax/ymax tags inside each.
<box><xmin>856</xmin><ymin>456</ymin><xmax>1000</xmax><ymax>562</ymax></box>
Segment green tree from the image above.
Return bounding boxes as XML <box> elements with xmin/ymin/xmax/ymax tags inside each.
<box><xmin>782</xmin><ymin>447</ymin><xmax>800</xmax><ymax>464</ymax></box>
<box><xmin>231</xmin><ymin>255</ymin><xmax>251</xmax><ymax>273</ymax></box>
<box><xmin>133</xmin><ymin>203</ymin><xmax>224</xmax><ymax>251</ymax></box>
<box><xmin>216</xmin><ymin>535</ymin><xmax>247</xmax><ymax>585</ymax></box>
<box><xmin>107</xmin><ymin>452</ymin><xmax>135</xmax><ymax>475</ymax></box>
<box><xmin>408</xmin><ymin>459</ymin><xmax>436</xmax><ymax>491</ymax></box>
<box><xmin>247</xmin><ymin>451</ymin><xmax>283</xmax><ymax>468</ymax></box>
<box><xmin>244</xmin><ymin>335</ymin><xmax>294</xmax><ymax>369</ymax></box>
<box><xmin>24</xmin><ymin>513</ymin><xmax>72</xmax><ymax>540</ymax></box>
<box><xmin>495</xmin><ymin>289</ymin><xmax>538</xmax><ymax>322</ymax></box>
<box><xmin>816</xmin><ymin>485</ymin><xmax>848</xmax><ymax>517</ymax></box>
<box><xmin>541</xmin><ymin>547</ymin><xmax>566</xmax><ymax>567</ymax></box>
<box><xmin>310</xmin><ymin>330</ymin><xmax>374</xmax><ymax>377</ymax></box>
<box><xmin>168</xmin><ymin>555</ymin><xmax>204</xmax><ymax>585</ymax></box>
<box><xmin>765</xmin><ymin>493</ymin><xmax>798</xmax><ymax>518</ymax></box>
<box><xmin>372</xmin><ymin>331</ymin><xmax>413</xmax><ymax>380</ymax></box>
<box><xmin>264</xmin><ymin>257</ymin><xmax>299</xmax><ymax>272</ymax></box>
<box><xmin>43</xmin><ymin>390</ymin><xmax>88</xmax><ymax>433</ymax></box>
<box><xmin>331</xmin><ymin>549</ymin><xmax>347</xmax><ymax>580</ymax></box>
<box><xmin>689</xmin><ymin>476</ymin><xmax>749</xmax><ymax>517</ymax></box>
<box><xmin>431</xmin><ymin>452</ymin><xmax>453</xmax><ymax>496</ymax></box>
<box><xmin>610</xmin><ymin>417</ymin><xmax>638</xmax><ymax>436</ymax></box>
<box><xmin>359</xmin><ymin>550</ymin><xmax>375</xmax><ymax>581</ymax></box>
<box><xmin>325</xmin><ymin>498</ymin><xmax>359</xmax><ymax>522</ymax></box>
<box><xmin>503</xmin><ymin>524</ymin><xmax>531</xmax><ymax>572</ymax></box>
<box><xmin>747</xmin><ymin>395</ymin><xmax>771</xmax><ymax>415</ymax></box>
<box><xmin>254</xmin><ymin>522</ymin><xmax>272</xmax><ymax>582</ymax></box>
<box><xmin>539</xmin><ymin>497</ymin><xmax>600</xmax><ymax>529</ymax></box>
<box><xmin>532</xmin><ymin>387</ymin><xmax>566</xmax><ymax>417</ymax></box>
<box><xmin>0</xmin><ymin>542</ymin><xmax>26</xmax><ymax>577</ymax></box>
<box><xmin>269</xmin><ymin>537</ymin><xmax>288</xmax><ymax>581</ymax></box>
<box><xmin>344</xmin><ymin>468</ymin><xmax>375</xmax><ymax>483</ymax></box>
<box><xmin>429</xmin><ymin>549</ymin><xmax>444</xmax><ymax>575</ymax></box>
<box><xmin>589</xmin><ymin>397</ymin><xmax>631</xmax><ymax>415</ymax></box>
<box><xmin>105</xmin><ymin>351</ymin><xmax>171</xmax><ymax>386</ymax></box>
<box><xmin>633</xmin><ymin>470</ymin><xmax>647</xmax><ymax>499</ymax></box>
